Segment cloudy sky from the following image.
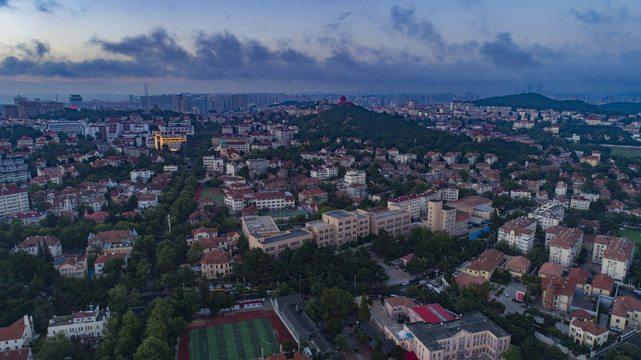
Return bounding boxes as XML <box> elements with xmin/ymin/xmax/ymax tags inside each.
<box><xmin>0</xmin><ymin>0</ymin><xmax>640</xmax><ymax>97</ymax></box>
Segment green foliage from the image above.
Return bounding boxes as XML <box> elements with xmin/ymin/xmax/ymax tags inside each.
<box><xmin>282</xmin><ymin>338</ymin><xmax>297</xmax><ymax>353</ymax></box>
<box><xmin>133</xmin><ymin>336</ymin><xmax>173</xmax><ymax>360</ymax></box>
<box><xmin>306</xmin><ymin>287</ymin><xmax>356</xmax><ymax>320</ymax></box>
<box><xmin>358</xmin><ymin>295</ymin><xmax>371</xmax><ymax>323</ymax></box>
<box><xmin>501</xmin><ymin>345</ymin><xmax>522</xmax><ymax>360</ymax></box>
<box><xmin>34</xmin><ymin>333</ymin><xmax>93</xmax><ymax>360</ymax></box>
<box><xmin>326</xmin><ymin>318</ymin><xmax>343</xmax><ymax>338</ymax></box>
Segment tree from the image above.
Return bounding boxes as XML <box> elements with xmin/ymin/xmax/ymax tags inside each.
<box><xmin>187</xmin><ymin>241</ymin><xmax>204</xmax><ymax>264</ymax></box>
<box><xmin>326</xmin><ymin>318</ymin><xmax>343</xmax><ymax>338</ymax></box>
<box><xmin>358</xmin><ymin>295</ymin><xmax>371</xmax><ymax>323</ymax></box>
<box><xmin>34</xmin><ymin>333</ymin><xmax>88</xmax><ymax>360</ymax></box>
<box><xmin>334</xmin><ymin>334</ymin><xmax>347</xmax><ymax>350</ymax></box>
<box><xmin>356</xmin><ymin>329</ymin><xmax>369</xmax><ymax>343</ymax></box>
<box><xmin>133</xmin><ymin>336</ymin><xmax>173</xmax><ymax>360</ymax></box>
<box><xmin>282</xmin><ymin>338</ymin><xmax>297</xmax><ymax>353</ymax></box>
<box><xmin>116</xmin><ymin>310</ymin><xmax>143</xmax><ymax>358</ymax></box>
<box><xmin>502</xmin><ymin>345</ymin><xmax>522</xmax><ymax>360</ymax></box>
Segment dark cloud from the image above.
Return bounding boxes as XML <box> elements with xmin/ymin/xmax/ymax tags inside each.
<box><xmin>570</xmin><ymin>8</ymin><xmax>610</xmax><ymax>24</ymax></box>
<box><xmin>16</xmin><ymin>40</ymin><xmax>50</xmax><ymax>58</ymax></box>
<box><xmin>336</xmin><ymin>12</ymin><xmax>351</xmax><ymax>21</ymax></box>
<box><xmin>480</xmin><ymin>32</ymin><xmax>539</xmax><ymax>68</ymax></box>
<box><xmin>34</xmin><ymin>0</ymin><xmax>58</xmax><ymax>13</ymax></box>
<box><xmin>389</xmin><ymin>6</ymin><xmax>445</xmax><ymax>51</ymax></box>
<box><xmin>3</xmin><ymin>29</ymin><xmax>641</xmax><ymax>94</ymax></box>
<box><xmin>0</xmin><ymin>0</ymin><xmax>8</xmax><ymax>7</ymax></box>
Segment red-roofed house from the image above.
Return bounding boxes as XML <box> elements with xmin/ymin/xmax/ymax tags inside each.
<box><xmin>538</xmin><ymin>262</ymin><xmax>565</xmax><ymax>279</ymax></box>
<box><xmin>541</xmin><ymin>276</ymin><xmax>576</xmax><ymax>312</ymax></box>
<box><xmin>15</xmin><ymin>235</ymin><xmax>62</xmax><ymax>257</ymax></box>
<box><xmin>463</xmin><ymin>249</ymin><xmax>505</xmax><ymax>280</ymax></box>
<box><xmin>570</xmin><ymin>318</ymin><xmax>609</xmax><ymax>348</ymax></box>
<box><xmin>505</xmin><ymin>256</ymin><xmax>531</xmax><ymax>278</ymax></box>
<box><xmin>610</xmin><ymin>296</ymin><xmax>641</xmax><ymax>330</ymax></box>
<box><xmin>94</xmin><ymin>253</ymin><xmax>127</xmax><ymax>277</ymax></box>
<box><xmin>200</xmin><ymin>248</ymin><xmax>233</xmax><ymax>280</ymax></box>
<box><xmin>0</xmin><ymin>315</ymin><xmax>34</xmax><ymax>351</ymax></box>
<box><xmin>0</xmin><ymin>348</ymin><xmax>32</xmax><ymax>360</ymax></box>
<box><xmin>455</xmin><ymin>272</ymin><xmax>488</xmax><ymax>288</ymax></box>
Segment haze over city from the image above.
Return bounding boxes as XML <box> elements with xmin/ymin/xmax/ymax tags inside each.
<box><xmin>1</xmin><ymin>0</ymin><xmax>641</xmax><ymax>96</ymax></box>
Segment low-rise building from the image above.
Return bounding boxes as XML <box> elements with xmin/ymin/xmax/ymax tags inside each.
<box><xmin>15</xmin><ymin>235</ymin><xmax>62</xmax><ymax>257</ymax></box>
<box><xmin>310</xmin><ymin>165</ymin><xmax>338</xmax><ymax>180</ymax></box>
<box><xmin>541</xmin><ymin>276</ymin><xmax>575</xmax><ymax>312</ymax></box>
<box><xmin>242</xmin><ymin>216</ymin><xmax>312</xmax><ymax>258</ymax></box>
<box><xmin>569</xmin><ymin>318</ymin><xmax>609</xmax><ymax>348</ymax></box>
<box><xmin>55</xmin><ymin>255</ymin><xmax>87</xmax><ymax>278</ymax></box>
<box><xmin>94</xmin><ymin>253</ymin><xmax>127</xmax><ymax>277</ymax></box>
<box><xmin>200</xmin><ymin>248</ymin><xmax>233</xmax><ymax>280</ymax></box>
<box><xmin>47</xmin><ymin>305</ymin><xmax>109</xmax><ymax>339</ymax></box>
<box><xmin>610</xmin><ymin>296</ymin><xmax>641</xmax><ymax>331</ymax></box>
<box><xmin>399</xmin><ymin>311</ymin><xmax>511</xmax><ymax>360</ymax></box>
<box><xmin>505</xmin><ymin>255</ymin><xmax>531</xmax><ymax>278</ymax></box>
<box><xmin>358</xmin><ymin>208</ymin><xmax>411</xmax><ymax>237</ymax></box>
<box><xmin>570</xmin><ymin>196</ymin><xmax>591</xmax><ymax>210</ymax></box>
<box><xmin>384</xmin><ymin>297</ymin><xmax>417</xmax><ymax>319</ymax></box>
<box><xmin>601</xmin><ymin>237</ymin><xmax>634</xmax><ymax>281</ymax></box>
<box><xmin>0</xmin><ymin>315</ymin><xmax>34</xmax><ymax>351</ymax></box>
<box><xmin>463</xmin><ymin>249</ymin><xmax>505</xmax><ymax>280</ymax></box>
<box><xmin>538</xmin><ymin>262</ymin><xmax>565</xmax><ymax>279</ymax></box>
<box><xmin>86</xmin><ymin>229</ymin><xmax>137</xmax><ymax>255</ymax></box>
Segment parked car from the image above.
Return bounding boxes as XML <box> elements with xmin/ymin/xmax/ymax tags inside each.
<box><xmin>402</xmin><ymin>281</ymin><xmax>410</xmax><ymax>286</ymax></box>
<box><xmin>504</xmin><ymin>292</ymin><xmax>509</xmax><ymax>297</ymax></box>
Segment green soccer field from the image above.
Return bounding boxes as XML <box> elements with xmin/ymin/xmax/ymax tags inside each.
<box><xmin>190</xmin><ymin>318</ymin><xmax>280</xmax><ymax>360</ymax></box>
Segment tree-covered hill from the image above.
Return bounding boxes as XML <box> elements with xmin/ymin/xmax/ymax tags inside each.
<box><xmin>472</xmin><ymin>92</ymin><xmax>607</xmax><ymax>114</ymax></box>
<box><xmin>598</xmin><ymin>102</ymin><xmax>641</xmax><ymax>115</ymax></box>
<box><xmin>289</xmin><ymin>104</ymin><xmax>537</xmax><ymax>164</ymax></box>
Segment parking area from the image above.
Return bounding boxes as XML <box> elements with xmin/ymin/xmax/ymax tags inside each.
<box><xmin>373</xmin><ymin>255</ymin><xmax>415</xmax><ymax>285</ymax></box>
<box><xmin>491</xmin><ymin>281</ymin><xmax>528</xmax><ymax>314</ymax></box>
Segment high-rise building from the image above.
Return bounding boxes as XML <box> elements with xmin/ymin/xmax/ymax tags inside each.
<box><xmin>69</xmin><ymin>95</ymin><xmax>83</xmax><ymax>108</ymax></box>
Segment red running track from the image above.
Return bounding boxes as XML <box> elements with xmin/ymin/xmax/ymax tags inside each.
<box><xmin>177</xmin><ymin>310</ymin><xmax>296</xmax><ymax>360</ymax></box>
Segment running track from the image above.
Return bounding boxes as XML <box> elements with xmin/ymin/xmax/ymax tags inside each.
<box><xmin>177</xmin><ymin>310</ymin><xmax>296</xmax><ymax>360</ymax></box>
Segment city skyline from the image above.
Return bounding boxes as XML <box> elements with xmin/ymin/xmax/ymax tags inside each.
<box><xmin>1</xmin><ymin>1</ymin><xmax>640</xmax><ymax>95</ymax></box>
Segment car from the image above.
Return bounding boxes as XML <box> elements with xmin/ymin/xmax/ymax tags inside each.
<box><xmin>402</xmin><ymin>281</ymin><xmax>410</xmax><ymax>286</ymax></box>
<box><xmin>504</xmin><ymin>292</ymin><xmax>509</xmax><ymax>297</ymax></box>
<box><xmin>419</xmin><ymin>280</ymin><xmax>427</xmax><ymax>285</ymax></box>
<box><xmin>634</xmin><ymin>289</ymin><xmax>641</xmax><ymax>295</ymax></box>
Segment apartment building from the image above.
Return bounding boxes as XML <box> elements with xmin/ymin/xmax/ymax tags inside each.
<box><xmin>569</xmin><ymin>318</ymin><xmax>609</xmax><ymax>348</ymax></box>
<box><xmin>497</xmin><ymin>217</ymin><xmax>537</xmax><ymax>254</ymax></box>
<box><xmin>610</xmin><ymin>296</ymin><xmax>641</xmax><ymax>331</ymax></box>
<box><xmin>570</xmin><ymin>196</ymin><xmax>591</xmax><ymax>210</ymax></box>
<box><xmin>203</xmin><ymin>156</ymin><xmax>224</xmax><ymax>172</ymax></box>
<box><xmin>424</xmin><ymin>200</ymin><xmax>468</xmax><ymax>236</ymax></box>
<box><xmin>548</xmin><ymin>227</ymin><xmax>584</xmax><ymax>267</ymax></box>
<box><xmin>344</xmin><ymin>170</ymin><xmax>366</xmax><ymax>185</ymax></box>
<box><xmin>387</xmin><ymin>190</ymin><xmax>440</xmax><ymax>220</ymax></box>
<box><xmin>0</xmin><ymin>184</ymin><xmax>29</xmax><ymax>217</ymax></box>
<box><xmin>399</xmin><ymin>311</ymin><xmax>511</xmax><ymax>360</ymax></box>
<box><xmin>0</xmin><ymin>315</ymin><xmax>34</xmax><ymax>351</ymax></box>
<box><xmin>320</xmin><ymin>210</ymin><xmax>370</xmax><ymax>245</ymax></box>
<box><xmin>601</xmin><ymin>237</ymin><xmax>634</xmax><ymax>281</ymax></box>
<box><xmin>310</xmin><ymin>165</ymin><xmax>338</xmax><ymax>180</ymax></box>
<box><xmin>298</xmin><ymin>189</ymin><xmax>328</xmax><ymax>204</ymax></box>
<box><xmin>528</xmin><ymin>202</ymin><xmax>565</xmax><ymax>230</ymax></box>
<box><xmin>242</xmin><ymin>216</ymin><xmax>312</xmax><ymax>258</ymax></box>
<box><xmin>47</xmin><ymin>306</ymin><xmax>109</xmax><ymax>339</ymax></box>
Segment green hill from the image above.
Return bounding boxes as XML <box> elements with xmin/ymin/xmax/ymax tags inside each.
<box><xmin>472</xmin><ymin>93</ymin><xmax>605</xmax><ymax>113</ymax></box>
<box><xmin>598</xmin><ymin>102</ymin><xmax>641</xmax><ymax>115</ymax></box>
<box><xmin>289</xmin><ymin>104</ymin><xmax>537</xmax><ymax>164</ymax></box>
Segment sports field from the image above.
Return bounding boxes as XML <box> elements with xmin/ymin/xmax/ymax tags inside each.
<box><xmin>190</xmin><ymin>318</ymin><xmax>280</xmax><ymax>360</ymax></box>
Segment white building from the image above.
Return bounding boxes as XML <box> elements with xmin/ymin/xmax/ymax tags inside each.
<box><xmin>203</xmin><ymin>156</ymin><xmax>224</xmax><ymax>172</ymax></box>
<box><xmin>601</xmin><ymin>237</ymin><xmax>635</xmax><ymax>281</ymax></box>
<box><xmin>129</xmin><ymin>169</ymin><xmax>153</xmax><ymax>183</ymax></box>
<box><xmin>344</xmin><ymin>170</ymin><xmax>366</xmax><ymax>186</ymax></box>
<box><xmin>528</xmin><ymin>202</ymin><xmax>564</xmax><ymax>230</ymax></box>
<box><xmin>0</xmin><ymin>184</ymin><xmax>29</xmax><ymax>217</ymax></box>
<box><xmin>547</xmin><ymin>226</ymin><xmax>583</xmax><ymax>267</ymax></box>
<box><xmin>510</xmin><ymin>189</ymin><xmax>531</xmax><ymax>199</ymax></box>
<box><xmin>570</xmin><ymin>196</ymin><xmax>591</xmax><ymax>210</ymax></box>
<box><xmin>47</xmin><ymin>305</ymin><xmax>110</xmax><ymax>339</ymax></box>
<box><xmin>497</xmin><ymin>217</ymin><xmax>537</xmax><ymax>253</ymax></box>
<box><xmin>254</xmin><ymin>191</ymin><xmax>295</xmax><ymax>211</ymax></box>
<box><xmin>310</xmin><ymin>165</ymin><xmax>338</xmax><ymax>181</ymax></box>
<box><xmin>0</xmin><ymin>315</ymin><xmax>34</xmax><ymax>351</ymax></box>
<box><xmin>15</xmin><ymin>235</ymin><xmax>62</xmax><ymax>257</ymax></box>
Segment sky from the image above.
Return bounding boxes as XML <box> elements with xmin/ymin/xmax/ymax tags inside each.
<box><xmin>1</xmin><ymin>0</ymin><xmax>641</xmax><ymax>97</ymax></box>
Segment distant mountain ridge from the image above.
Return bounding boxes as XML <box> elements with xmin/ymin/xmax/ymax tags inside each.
<box><xmin>471</xmin><ymin>93</ymin><xmax>605</xmax><ymax>113</ymax></box>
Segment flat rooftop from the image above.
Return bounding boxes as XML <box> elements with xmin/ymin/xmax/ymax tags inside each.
<box><xmin>262</xmin><ymin>228</ymin><xmax>312</xmax><ymax>245</ymax></box>
<box><xmin>323</xmin><ymin>210</ymin><xmax>355</xmax><ymax>220</ymax></box>
<box><xmin>242</xmin><ymin>215</ymin><xmax>279</xmax><ymax>234</ymax></box>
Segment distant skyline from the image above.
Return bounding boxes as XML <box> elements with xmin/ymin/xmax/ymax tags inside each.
<box><xmin>1</xmin><ymin>1</ymin><xmax>641</xmax><ymax>96</ymax></box>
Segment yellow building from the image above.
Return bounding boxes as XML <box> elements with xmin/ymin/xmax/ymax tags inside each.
<box><xmin>610</xmin><ymin>296</ymin><xmax>641</xmax><ymax>331</ymax></box>
<box><xmin>200</xmin><ymin>248</ymin><xmax>233</xmax><ymax>280</ymax></box>
<box><xmin>570</xmin><ymin>318</ymin><xmax>609</xmax><ymax>348</ymax></box>
<box><xmin>463</xmin><ymin>249</ymin><xmax>505</xmax><ymax>281</ymax></box>
<box><xmin>242</xmin><ymin>215</ymin><xmax>312</xmax><ymax>258</ymax></box>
